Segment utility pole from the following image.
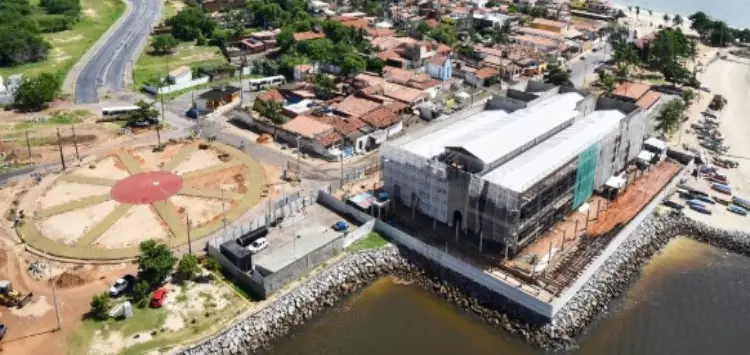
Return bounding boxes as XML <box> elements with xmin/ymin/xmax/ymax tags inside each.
<box><xmin>186</xmin><ymin>213</ymin><xmax>192</xmax><ymax>255</ymax></box>
<box><xmin>25</xmin><ymin>130</ymin><xmax>31</xmax><ymax>160</ymax></box>
<box><xmin>221</xmin><ymin>190</ymin><xmax>228</xmax><ymax>236</ymax></box>
<box><xmin>240</xmin><ymin>56</ymin><xmax>247</xmax><ymax>108</ymax></box>
<box><xmin>44</xmin><ymin>249</ymin><xmax>62</xmax><ymax>330</ymax></box>
<box><xmin>56</xmin><ymin>128</ymin><xmax>66</xmax><ymax>171</ymax></box>
<box><xmin>340</xmin><ymin>151</ymin><xmax>344</xmax><ymax>189</ymax></box>
<box><xmin>296</xmin><ymin>135</ymin><xmax>301</xmax><ymax>181</ymax></box>
<box><xmin>71</xmin><ymin>125</ymin><xmax>79</xmax><ymax>161</ymax></box>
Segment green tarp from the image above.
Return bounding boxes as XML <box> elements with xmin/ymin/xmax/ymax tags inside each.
<box><xmin>573</xmin><ymin>144</ymin><xmax>598</xmax><ymax>209</ymax></box>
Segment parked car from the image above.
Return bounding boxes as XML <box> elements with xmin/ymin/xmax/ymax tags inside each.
<box><xmin>247</xmin><ymin>237</ymin><xmax>269</xmax><ymax>254</ymax></box>
<box><xmin>712</xmin><ymin>183</ymin><xmax>731</xmax><ymax>195</ymax></box>
<box><xmin>109</xmin><ymin>274</ymin><xmax>136</xmax><ymax>297</ymax></box>
<box><xmin>333</xmin><ymin>221</ymin><xmax>349</xmax><ymax>231</ymax></box>
<box><xmin>712</xmin><ymin>195</ymin><xmax>731</xmax><ymax>205</ymax></box>
<box><xmin>150</xmin><ymin>288</ymin><xmax>168</xmax><ymax>308</ymax></box>
<box><xmin>690</xmin><ymin>204</ymin><xmax>713</xmax><ymax>214</ymax></box>
<box><xmin>695</xmin><ymin>195</ymin><xmax>717</xmax><ymax>204</ymax></box>
<box><xmin>0</xmin><ymin>323</ymin><xmax>6</xmax><ymax>340</ymax></box>
<box><xmin>728</xmin><ymin>204</ymin><xmax>748</xmax><ymax>216</ymax></box>
<box><xmin>662</xmin><ymin>199</ymin><xmax>684</xmax><ymax>210</ymax></box>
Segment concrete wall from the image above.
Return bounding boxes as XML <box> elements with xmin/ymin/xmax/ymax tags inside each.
<box><xmin>143</xmin><ymin>76</ymin><xmax>210</xmax><ymax>95</ymax></box>
<box><xmin>317</xmin><ymin>191</ymin><xmax>555</xmax><ymax>320</ymax></box>
<box><xmin>260</xmin><ymin>239</ymin><xmax>341</xmax><ymax>298</ymax></box>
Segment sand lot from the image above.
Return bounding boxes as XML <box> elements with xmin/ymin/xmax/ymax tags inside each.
<box><xmin>130</xmin><ymin>144</ymin><xmax>183</xmax><ymax>171</ymax></box>
<box><xmin>172</xmin><ymin>148</ymin><xmax>224</xmax><ymax>175</ymax></box>
<box><xmin>36</xmin><ymin>200</ymin><xmax>119</xmax><ymax>245</ymax></box>
<box><xmin>74</xmin><ymin>156</ymin><xmax>130</xmax><ymax>179</ymax></box>
<box><xmin>37</xmin><ymin>181</ymin><xmax>111</xmax><ymax>210</ymax></box>
<box><xmin>183</xmin><ymin>165</ymin><xmax>248</xmax><ymax>193</ymax></box>
<box><xmin>94</xmin><ymin>205</ymin><xmax>170</xmax><ymax>248</ymax></box>
<box><xmin>170</xmin><ymin>195</ymin><xmax>227</xmax><ymax>226</ymax></box>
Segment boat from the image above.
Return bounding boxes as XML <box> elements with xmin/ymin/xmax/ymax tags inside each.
<box><xmin>732</xmin><ymin>196</ymin><xmax>750</xmax><ymax>210</ymax></box>
<box><xmin>712</xmin><ymin>195</ymin><xmax>730</xmax><ymax>205</ymax></box>
<box><xmin>695</xmin><ymin>195</ymin><xmax>717</xmax><ymax>204</ymax></box>
<box><xmin>711</xmin><ymin>183</ymin><xmax>731</xmax><ymax>194</ymax></box>
<box><xmin>687</xmin><ymin>200</ymin><xmax>706</xmax><ymax>208</ymax></box>
<box><xmin>662</xmin><ymin>199</ymin><xmax>684</xmax><ymax>210</ymax></box>
<box><xmin>690</xmin><ymin>204</ymin><xmax>713</xmax><ymax>214</ymax></box>
<box><xmin>727</xmin><ymin>204</ymin><xmax>748</xmax><ymax>216</ymax></box>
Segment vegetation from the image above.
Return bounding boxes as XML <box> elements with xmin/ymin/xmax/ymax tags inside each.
<box><xmin>151</xmin><ymin>34</ymin><xmax>179</xmax><ymax>55</ymax></box>
<box><xmin>428</xmin><ymin>24</ymin><xmax>458</xmax><ymax>46</ymax></box>
<box><xmin>689</xmin><ymin>11</ymin><xmax>735</xmax><ymax>46</ymax></box>
<box><xmin>348</xmin><ymin>232</ymin><xmax>389</xmax><ymax>251</ymax></box>
<box><xmin>0</xmin><ymin>0</ymin><xmax>51</xmax><ymax>66</ymax></box>
<box><xmin>177</xmin><ymin>254</ymin><xmax>200</xmax><ymax>280</ymax></box>
<box><xmin>14</xmin><ymin>72</ymin><xmax>61</xmax><ymax>110</ymax></box>
<box><xmin>543</xmin><ymin>64</ymin><xmax>572</xmax><ymax>87</ymax></box>
<box><xmin>89</xmin><ymin>292</ymin><xmax>111</xmax><ymax>320</ymax></box>
<box><xmin>255</xmin><ymin>99</ymin><xmax>286</xmax><ymax>125</ymax></box>
<box><xmin>312</xmin><ymin>73</ymin><xmax>335</xmax><ymax>100</ymax></box>
<box><xmin>654</xmin><ymin>99</ymin><xmax>685</xmax><ymax>135</ymax></box>
<box><xmin>709</xmin><ymin>94</ymin><xmax>727</xmax><ymax>111</ymax></box>
<box><xmin>167</xmin><ymin>6</ymin><xmax>215</xmax><ymax>41</ymax></box>
<box><xmin>203</xmin><ymin>256</ymin><xmax>221</xmax><ymax>272</ymax></box>
<box><xmin>137</xmin><ymin>240</ymin><xmax>176</xmax><ymax>288</ymax></box>
<box><xmin>644</xmin><ymin>28</ymin><xmax>699</xmax><ymax>87</ymax></box>
<box><xmin>133</xmin><ymin>41</ymin><xmax>224</xmax><ymax>90</ymax></box>
<box><xmin>132</xmin><ymin>280</ymin><xmax>151</xmax><ymax>308</ymax></box>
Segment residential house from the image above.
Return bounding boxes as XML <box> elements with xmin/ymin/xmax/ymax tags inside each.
<box><xmin>310</xmin><ymin>114</ymin><xmax>370</xmax><ymax>155</ymax></box>
<box><xmin>425</xmin><ymin>55</ymin><xmax>452</xmax><ymax>81</ymax></box>
<box><xmin>511</xmin><ymin>34</ymin><xmax>564</xmax><ymax>53</ymax></box>
<box><xmin>354</xmin><ymin>74</ymin><xmax>429</xmax><ymax>105</ymax></box>
<box><xmin>359</xmin><ymin>106</ymin><xmax>404</xmax><ymax>148</ymax></box>
<box><xmin>281</xmin><ymin>115</ymin><xmax>341</xmax><ymax>157</ymax></box>
<box><xmin>530</xmin><ymin>18</ymin><xmax>568</xmax><ymax>33</ymax></box>
<box><xmin>294</xmin><ymin>64</ymin><xmax>316</xmax><ymax>81</ymax></box>
<box><xmin>612</xmin><ymin>81</ymin><xmax>662</xmax><ymax>115</ymax></box>
<box><xmin>332</xmin><ymin>95</ymin><xmax>381</xmax><ymax>118</ymax></box>
<box><xmin>465</xmin><ymin>67</ymin><xmax>500</xmax><ymax>87</ymax></box>
<box><xmin>196</xmin><ymin>86</ymin><xmax>240</xmax><ymax>112</ymax></box>
<box><xmin>253</xmin><ymin>88</ymin><xmax>287</xmax><ymax>112</ymax></box>
<box><xmin>293</xmin><ymin>31</ymin><xmax>326</xmax><ymax>42</ymax></box>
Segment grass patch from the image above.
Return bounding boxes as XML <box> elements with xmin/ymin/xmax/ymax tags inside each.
<box><xmin>13</xmin><ymin>109</ymin><xmax>90</xmax><ymax>130</ymax></box>
<box><xmin>67</xmin><ymin>306</ymin><xmax>167</xmax><ymax>355</ymax></box>
<box><xmin>0</xmin><ymin>0</ymin><xmax>126</xmax><ymax>80</ymax></box>
<box><xmin>347</xmin><ymin>232</ymin><xmax>389</xmax><ymax>252</ymax></box>
<box><xmin>163</xmin><ymin>0</ymin><xmax>184</xmax><ymax>20</ymax></box>
<box><xmin>132</xmin><ymin>41</ymin><xmax>225</xmax><ymax>90</ymax></box>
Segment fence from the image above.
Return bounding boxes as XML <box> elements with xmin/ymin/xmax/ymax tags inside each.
<box><xmin>142</xmin><ymin>76</ymin><xmax>211</xmax><ymax>95</ymax></box>
<box><xmin>316</xmin><ymin>191</ymin><xmax>556</xmax><ymax>321</ymax></box>
<box><xmin>341</xmin><ymin>161</ymin><xmax>381</xmax><ymax>186</ymax></box>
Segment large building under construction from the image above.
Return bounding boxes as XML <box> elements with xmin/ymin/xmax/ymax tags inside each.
<box><xmin>381</xmin><ymin>82</ymin><xmax>648</xmax><ymax>256</ymax></box>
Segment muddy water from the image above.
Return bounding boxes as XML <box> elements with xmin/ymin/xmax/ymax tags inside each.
<box><xmin>270</xmin><ymin>237</ymin><xmax>750</xmax><ymax>355</ymax></box>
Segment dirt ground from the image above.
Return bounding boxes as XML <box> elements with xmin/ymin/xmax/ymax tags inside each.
<box><xmin>172</xmin><ymin>148</ymin><xmax>224</xmax><ymax>175</ymax></box>
<box><xmin>37</xmin><ymin>181</ymin><xmax>111</xmax><ymax>210</ymax></box>
<box><xmin>94</xmin><ymin>205</ymin><xmax>170</xmax><ymax>249</ymax></box>
<box><xmin>182</xmin><ymin>165</ymin><xmax>248</xmax><ymax>193</ymax></box>
<box><xmin>170</xmin><ymin>195</ymin><xmax>228</xmax><ymax>227</ymax></box>
<box><xmin>74</xmin><ymin>156</ymin><xmax>130</xmax><ymax>179</ymax></box>
<box><xmin>36</xmin><ymin>200</ymin><xmax>119</xmax><ymax>246</ymax></box>
<box><xmin>130</xmin><ymin>144</ymin><xmax>183</xmax><ymax>171</ymax></box>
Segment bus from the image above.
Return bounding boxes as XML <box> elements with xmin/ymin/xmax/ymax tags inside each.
<box><xmin>247</xmin><ymin>75</ymin><xmax>286</xmax><ymax>92</ymax></box>
<box><xmin>102</xmin><ymin>106</ymin><xmax>140</xmax><ymax>119</ymax></box>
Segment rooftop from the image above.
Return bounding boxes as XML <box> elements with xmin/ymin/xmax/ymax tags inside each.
<box><xmin>332</xmin><ymin>95</ymin><xmax>381</xmax><ymax>117</ymax></box>
<box><xmin>484</xmin><ymin>109</ymin><xmax>625</xmax><ymax>192</ymax></box>
<box><xmin>281</xmin><ymin>115</ymin><xmax>333</xmax><ymax>138</ymax></box>
<box><xmin>635</xmin><ymin>90</ymin><xmax>662</xmax><ymax>110</ymax></box>
<box><xmin>445</xmin><ymin>92</ymin><xmax>585</xmax><ymax>165</ymax></box>
<box><xmin>293</xmin><ymin>31</ymin><xmax>325</xmax><ymax>41</ymax></box>
<box><xmin>199</xmin><ymin>86</ymin><xmax>240</xmax><ymax>101</ymax></box>
<box><xmin>531</xmin><ymin>18</ymin><xmax>568</xmax><ymax>29</ymax></box>
<box><xmin>360</xmin><ymin>106</ymin><xmax>400</xmax><ymax>128</ymax></box>
<box><xmin>613</xmin><ymin>81</ymin><xmax>651</xmax><ymax>100</ymax></box>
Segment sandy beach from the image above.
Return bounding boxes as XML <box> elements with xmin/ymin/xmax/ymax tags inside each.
<box><xmin>611</xmin><ymin>4</ymin><xmax>697</xmax><ymax>38</ymax></box>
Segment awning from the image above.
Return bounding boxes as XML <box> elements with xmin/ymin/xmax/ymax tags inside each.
<box><xmin>637</xmin><ymin>150</ymin><xmax>655</xmax><ymax>163</ymax></box>
<box><xmin>605</xmin><ymin>175</ymin><xmax>626</xmax><ymax>189</ymax></box>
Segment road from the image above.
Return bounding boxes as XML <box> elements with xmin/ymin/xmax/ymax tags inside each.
<box><xmin>74</xmin><ymin>0</ymin><xmax>160</xmax><ymax>104</ymax></box>
<box><xmin>569</xmin><ymin>44</ymin><xmax>612</xmax><ymax>88</ymax></box>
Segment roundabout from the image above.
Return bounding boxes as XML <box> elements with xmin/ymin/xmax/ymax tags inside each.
<box><xmin>16</xmin><ymin>140</ymin><xmax>266</xmax><ymax>260</ymax></box>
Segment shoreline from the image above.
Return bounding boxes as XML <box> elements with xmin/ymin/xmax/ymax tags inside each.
<box><xmin>609</xmin><ymin>2</ymin><xmax>747</xmax><ymax>31</ymax></box>
<box><xmin>178</xmin><ymin>213</ymin><xmax>750</xmax><ymax>354</ymax></box>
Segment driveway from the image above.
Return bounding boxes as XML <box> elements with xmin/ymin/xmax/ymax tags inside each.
<box><xmin>74</xmin><ymin>0</ymin><xmax>161</xmax><ymax>104</ymax></box>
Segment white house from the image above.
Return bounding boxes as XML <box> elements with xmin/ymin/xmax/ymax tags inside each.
<box><xmin>167</xmin><ymin>66</ymin><xmax>192</xmax><ymax>85</ymax></box>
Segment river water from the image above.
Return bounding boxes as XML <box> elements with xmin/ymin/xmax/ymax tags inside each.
<box><xmin>270</xmin><ymin>237</ymin><xmax>750</xmax><ymax>355</ymax></box>
<box><xmin>613</xmin><ymin>0</ymin><xmax>750</xmax><ymax>28</ymax></box>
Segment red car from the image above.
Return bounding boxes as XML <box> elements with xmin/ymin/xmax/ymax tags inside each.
<box><xmin>150</xmin><ymin>288</ymin><xmax>168</xmax><ymax>308</ymax></box>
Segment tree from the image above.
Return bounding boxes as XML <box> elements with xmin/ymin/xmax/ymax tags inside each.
<box><xmin>339</xmin><ymin>52</ymin><xmax>366</xmax><ymax>76</ymax></box>
<box><xmin>312</xmin><ymin>73</ymin><xmax>335</xmax><ymax>99</ymax></box>
<box><xmin>167</xmin><ymin>7</ymin><xmax>216</xmax><ymax>41</ymax></box>
<box><xmin>415</xmin><ymin>21</ymin><xmax>431</xmax><ymax>39</ymax></box>
<box><xmin>688</xmin><ymin>12</ymin><xmax>712</xmax><ymax>40</ymax></box>
<box><xmin>613</xmin><ymin>63</ymin><xmax>630</xmax><ymax>82</ymax></box>
<box><xmin>661</xmin><ymin>60</ymin><xmax>697</xmax><ymax>87</ymax></box>
<box><xmin>136</xmin><ymin>240</ymin><xmax>176</xmax><ymax>288</ymax></box>
<box><xmin>204</xmin><ymin>257</ymin><xmax>221</xmax><ymax>272</ymax></box>
<box><xmin>297</xmin><ymin>38</ymin><xmax>334</xmax><ymax>62</ymax></box>
<box><xmin>681</xmin><ymin>88</ymin><xmax>696</xmax><ymax>107</ymax></box>
<box><xmin>128</xmin><ymin>100</ymin><xmax>159</xmax><ymax>125</ymax></box>
<box><xmin>486</xmin><ymin>0</ymin><xmax>500</xmax><ymax>7</ymax></box>
<box><xmin>648</xmin><ymin>28</ymin><xmax>694</xmax><ymax>69</ymax></box>
<box><xmin>708</xmin><ymin>21</ymin><xmax>733</xmax><ymax>47</ymax></box>
<box><xmin>366</xmin><ymin>57</ymin><xmax>384</xmax><ymax>74</ymax></box>
<box><xmin>257</xmin><ymin>99</ymin><xmax>286</xmax><ymax>125</ymax></box>
<box><xmin>673</xmin><ymin>14</ymin><xmax>683</xmax><ymax>27</ymax></box>
<box><xmin>543</xmin><ymin>64</ymin><xmax>572</xmax><ymax>86</ymax></box>
<box><xmin>132</xmin><ymin>280</ymin><xmax>151</xmax><ymax>308</ymax></box>
<box><xmin>613</xmin><ymin>44</ymin><xmax>639</xmax><ymax>67</ymax></box>
<box><xmin>89</xmin><ymin>292</ymin><xmax>110</xmax><ymax>320</ymax></box>
<box><xmin>654</xmin><ymin>99</ymin><xmax>685</xmax><ymax>135</ymax></box>
<box><xmin>177</xmin><ymin>254</ymin><xmax>200</xmax><ymax>280</ymax></box>
<box><xmin>598</xmin><ymin>73</ymin><xmax>617</xmax><ymax>96</ymax></box>
<box><xmin>428</xmin><ymin>24</ymin><xmax>458</xmax><ymax>46</ymax></box>
<box><xmin>151</xmin><ymin>34</ymin><xmax>178</xmax><ymax>55</ymax></box>
<box><xmin>14</xmin><ymin>73</ymin><xmax>61</xmax><ymax>110</ymax></box>
<box><xmin>663</xmin><ymin>14</ymin><xmax>670</xmax><ymax>23</ymax></box>
<box><xmin>40</xmin><ymin>0</ymin><xmax>81</xmax><ymax>17</ymax></box>
<box><xmin>648</xmin><ymin>9</ymin><xmax>653</xmax><ymax>16</ymax></box>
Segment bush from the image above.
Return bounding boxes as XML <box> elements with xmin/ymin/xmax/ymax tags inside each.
<box><xmin>14</xmin><ymin>72</ymin><xmax>61</xmax><ymax>110</ymax></box>
<box><xmin>132</xmin><ymin>280</ymin><xmax>151</xmax><ymax>308</ymax></box>
<box><xmin>177</xmin><ymin>254</ymin><xmax>200</xmax><ymax>280</ymax></box>
<box><xmin>203</xmin><ymin>257</ymin><xmax>221</xmax><ymax>272</ymax></box>
<box><xmin>40</xmin><ymin>0</ymin><xmax>82</xmax><ymax>16</ymax></box>
<box><xmin>36</xmin><ymin>14</ymin><xmax>76</xmax><ymax>33</ymax></box>
<box><xmin>137</xmin><ymin>240</ymin><xmax>176</xmax><ymax>287</ymax></box>
<box><xmin>90</xmin><ymin>292</ymin><xmax>110</xmax><ymax>320</ymax></box>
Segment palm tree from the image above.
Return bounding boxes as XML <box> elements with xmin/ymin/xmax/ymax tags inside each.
<box><xmin>673</xmin><ymin>14</ymin><xmax>683</xmax><ymax>27</ymax></box>
<box><xmin>599</xmin><ymin>73</ymin><xmax>617</xmax><ymax>96</ymax></box>
<box><xmin>663</xmin><ymin>14</ymin><xmax>670</xmax><ymax>23</ymax></box>
<box><xmin>128</xmin><ymin>100</ymin><xmax>162</xmax><ymax>148</ymax></box>
<box><xmin>635</xmin><ymin>6</ymin><xmax>640</xmax><ymax>17</ymax></box>
<box><xmin>655</xmin><ymin>100</ymin><xmax>685</xmax><ymax>135</ymax></box>
<box><xmin>681</xmin><ymin>89</ymin><xmax>696</xmax><ymax>108</ymax></box>
<box><xmin>614</xmin><ymin>63</ymin><xmax>631</xmax><ymax>82</ymax></box>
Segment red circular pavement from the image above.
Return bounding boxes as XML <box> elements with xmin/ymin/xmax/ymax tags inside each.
<box><xmin>111</xmin><ymin>171</ymin><xmax>183</xmax><ymax>204</ymax></box>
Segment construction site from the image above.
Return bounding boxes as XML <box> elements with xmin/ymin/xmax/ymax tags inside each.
<box><xmin>381</xmin><ymin>82</ymin><xmax>683</xmax><ymax>302</ymax></box>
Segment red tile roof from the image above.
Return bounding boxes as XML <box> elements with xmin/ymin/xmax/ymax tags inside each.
<box><xmin>475</xmin><ymin>67</ymin><xmax>499</xmax><ymax>80</ymax></box>
<box><xmin>613</xmin><ymin>81</ymin><xmax>651</xmax><ymax>100</ymax></box>
<box><xmin>281</xmin><ymin>115</ymin><xmax>333</xmax><ymax>138</ymax></box>
<box><xmin>360</xmin><ymin>106</ymin><xmax>400</xmax><ymax>128</ymax></box>
<box><xmin>293</xmin><ymin>31</ymin><xmax>325</xmax><ymax>42</ymax></box>
<box><xmin>635</xmin><ymin>90</ymin><xmax>662</xmax><ymax>110</ymax></box>
<box><xmin>426</xmin><ymin>55</ymin><xmax>449</xmax><ymax>66</ymax></box>
<box><xmin>367</xmin><ymin>28</ymin><xmax>394</xmax><ymax>38</ymax></box>
<box><xmin>257</xmin><ymin>89</ymin><xmax>285</xmax><ymax>103</ymax></box>
<box><xmin>332</xmin><ymin>96</ymin><xmax>381</xmax><ymax>118</ymax></box>
<box><xmin>311</xmin><ymin>114</ymin><xmax>366</xmax><ymax>135</ymax></box>
<box><xmin>315</xmin><ymin>130</ymin><xmax>343</xmax><ymax>147</ymax></box>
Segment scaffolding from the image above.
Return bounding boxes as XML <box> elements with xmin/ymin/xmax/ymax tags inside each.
<box><xmin>573</xmin><ymin>144</ymin><xmax>598</xmax><ymax>209</ymax></box>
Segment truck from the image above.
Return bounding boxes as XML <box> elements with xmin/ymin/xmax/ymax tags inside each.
<box><xmin>0</xmin><ymin>280</ymin><xmax>33</xmax><ymax>308</ymax></box>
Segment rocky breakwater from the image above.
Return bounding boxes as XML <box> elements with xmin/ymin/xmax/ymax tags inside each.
<box><xmin>546</xmin><ymin>215</ymin><xmax>750</xmax><ymax>349</ymax></box>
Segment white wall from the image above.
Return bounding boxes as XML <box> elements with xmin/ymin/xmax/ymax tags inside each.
<box><xmin>143</xmin><ymin>76</ymin><xmax>210</xmax><ymax>95</ymax></box>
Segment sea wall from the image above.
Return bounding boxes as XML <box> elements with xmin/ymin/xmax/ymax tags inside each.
<box><xmin>179</xmin><ymin>216</ymin><xmax>750</xmax><ymax>354</ymax></box>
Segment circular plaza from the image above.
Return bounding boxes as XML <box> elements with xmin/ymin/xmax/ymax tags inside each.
<box><xmin>16</xmin><ymin>140</ymin><xmax>265</xmax><ymax>260</ymax></box>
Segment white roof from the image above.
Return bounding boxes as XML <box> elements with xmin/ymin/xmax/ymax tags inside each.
<box><xmin>638</xmin><ymin>150</ymin><xmax>655</xmax><ymax>162</ymax></box>
<box><xmin>283</xmin><ymin>99</ymin><xmax>314</xmax><ymax>114</ymax></box>
<box><xmin>484</xmin><ymin>109</ymin><xmax>624</xmax><ymax>193</ymax></box>
<box><xmin>446</xmin><ymin>92</ymin><xmax>584</xmax><ymax>165</ymax></box>
<box><xmin>400</xmin><ymin>109</ymin><xmax>511</xmax><ymax>158</ymax></box>
<box><xmin>606</xmin><ymin>175</ymin><xmax>626</xmax><ymax>189</ymax></box>
<box><xmin>644</xmin><ymin>137</ymin><xmax>667</xmax><ymax>151</ymax></box>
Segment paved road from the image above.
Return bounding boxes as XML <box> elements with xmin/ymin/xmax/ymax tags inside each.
<box><xmin>569</xmin><ymin>44</ymin><xmax>613</xmax><ymax>88</ymax></box>
<box><xmin>74</xmin><ymin>0</ymin><xmax>160</xmax><ymax>104</ymax></box>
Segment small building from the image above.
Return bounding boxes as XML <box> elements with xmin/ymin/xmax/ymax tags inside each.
<box><xmin>360</xmin><ymin>106</ymin><xmax>403</xmax><ymax>148</ymax></box>
<box><xmin>168</xmin><ymin>66</ymin><xmax>192</xmax><ymax>85</ymax></box>
<box><xmin>530</xmin><ymin>18</ymin><xmax>569</xmax><ymax>33</ymax></box>
<box><xmin>293</xmin><ymin>31</ymin><xmax>326</xmax><ymax>42</ymax></box>
<box><xmin>612</xmin><ymin>81</ymin><xmax>662</xmax><ymax>115</ymax></box>
<box><xmin>425</xmin><ymin>55</ymin><xmax>452</xmax><ymax>81</ymax></box>
<box><xmin>196</xmin><ymin>86</ymin><xmax>240</xmax><ymax>112</ymax></box>
<box><xmin>466</xmin><ymin>67</ymin><xmax>499</xmax><ymax>87</ymax></box>
<box><xmin>293</xmin><ymin>64</ymin><xmax>316</xmax><ymax>81</ymax></box>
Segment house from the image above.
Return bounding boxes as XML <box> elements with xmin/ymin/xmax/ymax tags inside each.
<box><xmin>332</xmin><ymin>95</ymin><xmax>381</xmax><ymax>118</ymax></box>
<box><xmin>293</xmin><ymin>31</ymin><xmax>326</xmax><ymax>42</ymax></box>
<box><xmin>354</xmin><ymin>74</ymin><xmax>429</xmax><ymax>106</ymax></box>
<box><xmin>310</xmin><ymin>114</ymin><xmax>370</xmax><ymax>155</ymax></box>
<box><xmin>196</xmin><ymin>86</ymin><xmax>240</xmax><ymax>112</ymax></box>
<box><xmin>201</xmin><ymin>0</ymin><xmax>245</xmax><ymax>13</ymax></box>
<box><xmin>612</xmin><ymin>81</ymin><xmax>662</xmax><ymax>114</ymax></box>
<box><xmin>511</xmin><ymin>34</ymin><xmax>564</xmax><ymax>52</ymax></box>
<box><xmin>465</xmin><ymin>67</ymin><xmax>500</xmax><ymax>87</ymax></box>
<box><xmin>239</xmin><ymin>39</ymin><xmax>266</xmax><ymax>53</ymax></box>
<box><xmin>168</xmin><ymin>66</ymin><xmax>192</xmax><ymax>85</ymax></box>
<box><xmin>425</xmin><ymin>55</ymin><xmax>452</xmax><ymax>81</ymax></box>
<box><xmin>530</xmin><ymin>18</ymin><xmax>568</xmax><ymax>33</ymax></box>
<box><xmin>254</xmin><ymin>89</ymin><xmax>287</xmax><ymax>112</ymax></box>
<box><xmin>281</xmin><ymin>115</ymin><xmax>342</xmax><ymax>157</ymax></box>
<box><xmin>633</xmin><ymin>34</ymin><xmax>655</xmax><ymax>61</ymax></box>
<box><xmin>294</xmin><ymin>64</ymin><xmax>316</xmax><ymax>81</ymax></box>
<box><xmin>360</xmin><ymin>106</ymin><xmax>404</xmax><ymax>148</ymax></box>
